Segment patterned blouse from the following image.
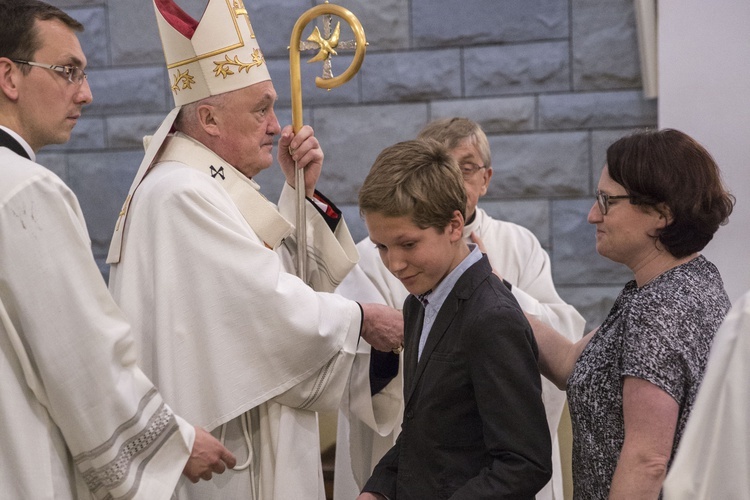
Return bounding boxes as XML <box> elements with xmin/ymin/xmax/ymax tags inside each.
<box><xmin>567</xmin><ymin>255</ymin><xmax>730</xmax><ymax>499</ymax></box>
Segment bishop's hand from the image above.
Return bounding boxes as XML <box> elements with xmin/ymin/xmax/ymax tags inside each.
<box><xmin>278</xmin><ymin>124</ymin><xmax>323</xmax><ymax>199</ymax></box>
<box><xmin>359</xmin><ymin>302</ymin><xmax>404</xmax><ymax>353</ymax></box>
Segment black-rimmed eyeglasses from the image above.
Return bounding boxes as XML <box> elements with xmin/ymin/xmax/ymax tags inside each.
<box><xmin>595</xmin><ymin>190</ymin><xmax>635</xmax><ymax>215</ymax></box>
<box><xmin>12</xmin><ymin>60</ymin><xmax>87</xmax><ymax>85</ymax></box>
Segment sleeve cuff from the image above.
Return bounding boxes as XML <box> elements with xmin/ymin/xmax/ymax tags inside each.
<box><xmin>308</xmin><ymin>190</ymin><xmax>341</xmax><ymax>232</ymax></box>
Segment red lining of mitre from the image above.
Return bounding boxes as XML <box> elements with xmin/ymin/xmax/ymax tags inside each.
<box><xmin>154</xmin><ymin>0</ymin><xmax>200</xmax><ymax>39</ymax></box>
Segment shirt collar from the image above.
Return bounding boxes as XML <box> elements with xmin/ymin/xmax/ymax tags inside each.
<box><xmin>463</xmin><ymin>207</ymin><xmax>482</xmax><ymax>240</ymax></box>
<box><xmin>421</xmin><ymin>243</ymin><xmax>482</xmax><ymax>318</ymax></box>
<box><xmin>0</xmin><ymin>126</ymin><xmax>35</xmax><ymax>161</ymax></box>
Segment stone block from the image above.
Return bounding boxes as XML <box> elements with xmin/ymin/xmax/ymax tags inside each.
<box><xmin>45</xmin><ymin>118</ymin><xmax>106</xmax><ymax>151</ymax></box>
<box><xmin>557</xmin><ymin>285</ymin><xmax>621</xmax><ymax>332</ymax></box>
<box><xmin>51</xmin><ymin>0</ymin><xmax>102</xmax><ymax>7</ymax></box>
<box><xmin>341</xmin><ymin>203</ymin><xmax>368</xmax><ymax>244</ymax></box>
<box><xmin>361</xmin><ymin>50</ymin><xmax>461</xmax><ymax>103</ymax></box>
<box><xmin>106</xmin><ymin>114</ymin><xmax>171</xmax><ymax>149</ymax></box>
<box><xmin>479</xmin><ymin>200</ymin><xmax>550</xmax><ymax>248</ymax></box>
<box><xmin>431</xmin><ymin>97</ymin><xmax>536</xmax><ymax>134</ymax></box>
<box><xmin>36</xmin><ymin>153</ymin><xmax>68</xmax><ymax>182</ymax></box>
<box><xmin>590</xmin><ymin>128</ymin><xmax>642</xmax><ymax>179</ymax></box>
<box><xmin>86</xmin><ymin>67</ymin><xmax>170</xmax><ymax>115</ymax></box>
<box><xmin>109</xmin><ymin>0</ymin><xmax>295</xmax><ymax>65</ymax></box>
<box><xmin>108</xmin><ymin>0</ymin><xmax>164</xmax><ymax>65</ymax></box>
<box><xmin>413</xmin><ymin>0</ymin><xmax>568</xmax><ymax>47</ymax></box>
<box><xmin>539</xmin><ymin>90</ymin><xmax>657</xmax><ymax>130</ymax></box>
<box><xmin>275</xmin><ymin>107</ymin><xmax>295</xmax><ymax>130</ymax></box>
<box><xmin>68</xmin><ymin>7</ymin><xmax>108</xmax><ymax>67</ymax></box>
<box><xmin>320</xmin><ymin>0</ymin><xmax>410</xmax><ymax>51</ymax></box>
<box><xmin>66</xmin><ymin>151</ymin><xmax>144</xmax><ymax>261</ymax></box>
<box><xmin>551</xmin><ymin>198</ymin><xmax>632</xmax><ymax>285</ymax></box>
<box><xmin>487</xmin><ymin>132</ymin><xmax>589</xmax><ymax>197</ymax></box>
<box><xmin>310</xmin><ymin>103</ymin><xmax>429</xmax><ymax>203</ymax></box>
<box><xmin>256</xmin><ymin>0</ymin><xmax>406</xmax><ymax>56</ymax></box>
<box><xmin>572</xmin><ymin>0</ymin><xmax>642</xmax><ymax>90</ymax></box>
<box><xmin>465</xmin><ymin>42</ymin><xmax>570</xmax><ymax>97</ymax></box>
<box><xmin>268</xmin><ymin>58</ymin><xmax>360</xmax><ymax>108</ymax></box>
<box><xmin>253</xmin><ymin>0</ymin><xmax>316</xmax><ymax>58</ymax></box>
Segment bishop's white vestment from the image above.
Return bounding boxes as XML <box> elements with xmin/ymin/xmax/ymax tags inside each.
<box><xmin>663</xmin><ymin>289</ymin><xmax>750</xmax><ymax>499</ymax></box>
<box><xmin>335</xmin><ymin>206</ymin><xmax>586</xmax><ymax>500</ymax></box>
<box><xmin>108</xmin><ymin>133</ymin><xmax>399</xmax><ymax>499</ymax></box>
<box><xmin>0</xmin><ymin>137</ymin><xmax>193</xmax><ymax>499</ymax></box>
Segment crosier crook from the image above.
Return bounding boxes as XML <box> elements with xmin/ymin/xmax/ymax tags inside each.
<box><xmin>288</xmin><ymin>2</ymin><xmax>367</xmax><ymax>281</ymax></box>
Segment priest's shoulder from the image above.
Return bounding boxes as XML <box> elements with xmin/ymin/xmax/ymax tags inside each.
<box><xmin>0</xmin><ymin>149</ymin><xmax>68</xmax><ymax>201</ymax></box>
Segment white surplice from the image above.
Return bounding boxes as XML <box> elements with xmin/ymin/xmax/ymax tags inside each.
<box><xmin>108</xmin><ymin>133</ymin><xmax>399</xmax><ymax>499</ymax></box>
<box><xmin>335</xmin><ymin>207</ymin><xmax>586</xmax><ymax>500</ymax></box>
<box><xmin>0</xmin><ymin>145</ymin><xmax>193</xmax><ymax>499</ymax></box>
<box><xmin>663</xmin><ymin>289</ymin><xmax>750</xmax><ymax>499</ymax></box>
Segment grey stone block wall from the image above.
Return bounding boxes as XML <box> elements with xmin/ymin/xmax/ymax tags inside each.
<box><xmin>46</xmin><ymin>0</ymin><xmax>656</xmax><ymax>331</ymax></box>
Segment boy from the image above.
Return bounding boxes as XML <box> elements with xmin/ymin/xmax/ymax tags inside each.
<box><xmin>356</xmin><ymin>139</ymin><xmax>552</xmax><ymax>499</ymax></box>
<box><xmin>335</xmin><ymin>118</ymin><xmax>584</xmax><ymax>500</ymax></box>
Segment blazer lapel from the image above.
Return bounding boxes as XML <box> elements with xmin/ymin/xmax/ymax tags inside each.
<box><xmin>404</xmin><ymin>297</ymin><xmax>459</xmax><ymax>407</ymax></box>
<box><xmin>403</xmin><ymin>298</ymin><xmax>423</xmax><ymax>403</ymax></box>
<box><xmin>403</xmin><ymin>255</ymin><xmax>493</xmax><ymax>407</ymax></box>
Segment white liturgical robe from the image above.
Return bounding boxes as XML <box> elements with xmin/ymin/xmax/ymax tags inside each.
<box><xmin>0</xmin><ymin>141</ymin><xmax>193</xmax><ymax>499</ymax></box>
<box><xmin>335</xmin><ymin>207</ymin><xmax>586</xmax><ymax>500</ymax></box>
<box><xmin>663</xmin><ymin>289</ymin><xmax>750</xmax><ymax>499</ymax></box>
<box><xmin>109</xmin><ymin>133</ymin><xmax>399</xmax><ymax>499</ymax></box>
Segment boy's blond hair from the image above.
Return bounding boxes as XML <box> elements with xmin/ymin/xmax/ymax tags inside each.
<box><xmin>359</xmin><ymin>139</ymin><xmax>467</xmax><ymax>230</ymax></box>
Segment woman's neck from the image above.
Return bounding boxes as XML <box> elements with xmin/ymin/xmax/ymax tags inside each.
<box><xmin>634</xmin><ymin>251</ymin><xmax>699</xmax><ymax>287</ymax></box>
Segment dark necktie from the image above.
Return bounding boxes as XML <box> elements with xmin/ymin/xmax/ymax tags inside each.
<box><xmin>417</xmin><ymin>290</ymin><xmax>431</xmax><ymax>307</ymax></box>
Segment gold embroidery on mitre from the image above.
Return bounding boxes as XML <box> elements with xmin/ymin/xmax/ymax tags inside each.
<box><xmin>213</xmin><ymin>49</ymin><xmax>265</xmax><ymax>79</ymax></box>
<box><xmin>166</xmin><ymin>0</ymin><xmax>248</xmax><ymax>70</ymax></box>
<box><xmin>233</xmin><ymin>0</ymin><xmax>255</xmax><ymax>38</ymax></box>
<box><xmin>233</xmin><ymin>0</ymin><xmax>248</xmax><ymax>17</ymax></box>
<box><xmin>171</xmin><ymin>69</ymin><xmax>196</xmax><ymax>93</ymax></box>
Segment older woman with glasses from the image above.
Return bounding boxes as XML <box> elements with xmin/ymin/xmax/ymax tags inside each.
<box><xmin>528</xmin><ymin>128</ymin><xmax>735</xmax><ymax>499</ymax></box>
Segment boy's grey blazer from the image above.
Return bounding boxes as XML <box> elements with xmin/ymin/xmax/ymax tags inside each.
<box><xmin>365</xmin><ymin>255</ymin><xmax>552</xmax><ymax>499</ymax></box>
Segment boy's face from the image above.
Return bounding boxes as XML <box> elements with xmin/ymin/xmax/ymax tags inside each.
<box><xmin>365</xmin><ymin>211</ymin><xmax>465</xmax><ymax>296</ymax></box>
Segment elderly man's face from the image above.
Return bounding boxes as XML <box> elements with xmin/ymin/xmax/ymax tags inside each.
<box><xmin>449</xmin><ymin>138</ymin><xmax>492</xmax><ymax>221</ymax></box>
<box><xmin>211</xmin><ymin>80</ymin><xmax>281</xmax><ymax>179</ymax></box>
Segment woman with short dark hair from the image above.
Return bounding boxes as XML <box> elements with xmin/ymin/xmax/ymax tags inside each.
<box><xmin>529</xmin><ymin>128</ymin><xmax>735</xmax><ymax>498</ymax></box>
<box><xmin>605</xmin><ymin>128</ymin><xmax>734</xmax><ymax>258</ymax></box>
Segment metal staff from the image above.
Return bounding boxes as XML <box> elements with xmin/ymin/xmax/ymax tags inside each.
<box><xmin>289</xmin><ymin>2</ymin><xmax>366</xmax><ymax>281</ymax></box>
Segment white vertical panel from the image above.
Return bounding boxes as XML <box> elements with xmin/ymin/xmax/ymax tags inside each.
<box><xmin>659</xmin><ymin>0</ymin><xmax>750</xmax><ymax>301</ymax></box>
<box><xmin>634</xmin><ymin>0</ymin><xmax>658</xmax><ymax>98</ymax></box>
